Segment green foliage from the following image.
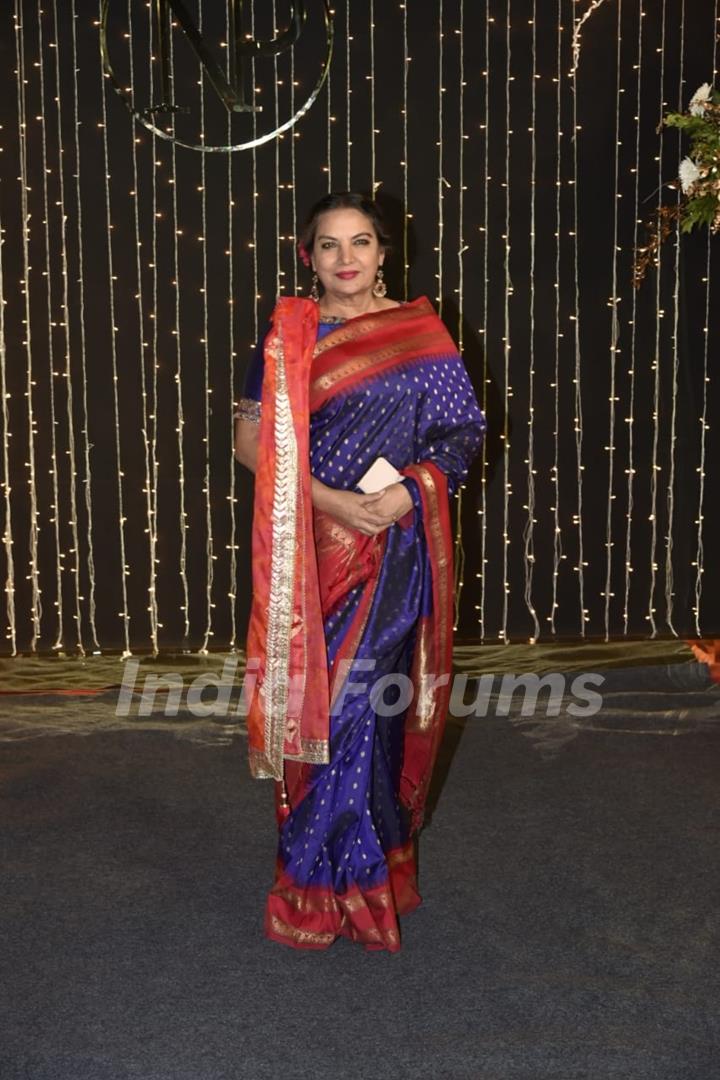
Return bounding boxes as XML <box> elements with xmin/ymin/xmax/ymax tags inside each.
<box><xmin>680</xmin><ymin>194</ymin><xmax>718</xmax><ymax>232</ymax></box>
<box><xmin>634</xmin><ymin>85</ymin><xmax>719</xmax><ymax>285</ymax></box>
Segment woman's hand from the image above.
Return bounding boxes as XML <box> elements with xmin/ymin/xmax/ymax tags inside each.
<box><xmin>312</xmin><ymin>480</ymin><xmax>413</xmax><ymax>537</ymax></box>
<box><xmin>365</xmin><ymin>483</ymin><xmax>414</xmax><ymax>525</ymax></box>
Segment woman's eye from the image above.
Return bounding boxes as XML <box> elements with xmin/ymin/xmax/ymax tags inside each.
<box><xmin>321</xmin><ymin>241</ymin><xmax>335</xmax><ymax>249</ymax></box>
<box><xmin>354</xmin><ymin>238</ymin><xmax>370</xmax><ymax>245</ymax></box>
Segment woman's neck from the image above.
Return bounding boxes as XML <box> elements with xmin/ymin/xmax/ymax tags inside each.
<box><xmin>318</xmin><ymin>291</ymin><xmax>394</xmax><ymax>320</ymax></box>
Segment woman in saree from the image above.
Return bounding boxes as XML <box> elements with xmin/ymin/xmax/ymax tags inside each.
<box><xmin>234</xmin><ymin>192</ymin><xmax>485</xmax><ymax>951</ymax></box>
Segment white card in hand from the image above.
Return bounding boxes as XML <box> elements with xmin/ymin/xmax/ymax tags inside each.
<box><xmin>357</xmin><ymin>456</ymin><xmax>403</xmax><ymax>493</ymax></box>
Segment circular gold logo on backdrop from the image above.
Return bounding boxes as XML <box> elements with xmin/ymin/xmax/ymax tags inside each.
<box><xmin>100</xmin><ymin>0</ymin><xmax>334</xmax><ymax>152</ymax></box>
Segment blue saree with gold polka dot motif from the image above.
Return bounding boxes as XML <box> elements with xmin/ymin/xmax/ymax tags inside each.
<box><xmin>239</xmin><ymin>296</ymin><xmax>485</xmax><ymax>950</ymax></box>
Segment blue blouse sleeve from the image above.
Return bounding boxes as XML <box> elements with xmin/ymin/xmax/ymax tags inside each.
<box><xmin>414</xmin><ymin>356</ymin><xmax>486</xmax><ymax>499</ymax></box>
<box><xmin>234</xmin><ymin>325</ymin><xmax>269</xmax><ymax>423</ymax></box>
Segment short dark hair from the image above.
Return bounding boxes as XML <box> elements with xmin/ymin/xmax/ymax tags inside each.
<box><xmin>298</xmin><ymin>192</ymin><xmax>392</xmax><ymax>254</ymax></box>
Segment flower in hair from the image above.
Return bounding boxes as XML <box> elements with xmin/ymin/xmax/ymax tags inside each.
<box><xmin>297</xmin><ymin>242</ymin><xmax>311</xmax><ymax>268</ymax></box>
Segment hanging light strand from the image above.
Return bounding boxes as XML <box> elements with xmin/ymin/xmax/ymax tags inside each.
<box><xmin>500</xmin><ymin>0</ymin><xmax>512</xmax><ymax>643</ymax></box>
<box><xmin>693</xmin><ymin>0</ymin><xmax>718</xmax><ymax>634</ymax></box>
<box><xmin>346</xmin><ymin>0</ymin><xmax>351</xmax><ymax>187</ymax></box>
<box><xmin>198</xmin><ymin>5</ymin><xmax>214</xmax><ymax>654</ymax></box>
<box><xmin>0</xmin><ymin>200</ymin><xmax>16</xmax><ymax>654</ymax></box>
<box><xmin>99</xmin><ymin>11</ymin><xmax>132</xmax><ymax>657</ymax></box>
<box><xmin>147</xmin><ymin>4</ymin><xmax>161</xmax><ymax>652</ymax></box>
<box><xmin>476</xmin><ymin>0</ymin><xmax>491</xmax><ymax>639</ymax></box>
<box><xmin>36</xmin><ymin>0</ymin><xmax>65</xmax><ymax>650</ymax></box>
<box><xmin>665</xmin><ymin>0</ymin><xmax>687</xmax><ymax>636</ymax></box>
<box><xmin>571</xmin><ymin>23</ymin><xmax>586</xmax><ymax>635</ymax></box>
<box><xmin>624</xmin><ymin>0</ymin><xmax>644</xmax><ymax>635</ymax></box>
<box><xmin>128</xmin><ymin>0</ymin><xmax>159</xmax><ymax>655</ymax></box>
<box><xmin>325</xmin><ymin>7</ymin><xmax>332</xmax><ymax>190</ymax></box>
<box><xmin>453</xmin><ymin>0</ymin><xmax>466</xmax><ymax>631</ymax></box>
<box><xmin>550</xmin><ymin>0</ymin><xmax>563</xmax><ymax>635</ymax></box>
<box><xmin>436</xmin><ymin>0</ymin><xmax>444</xmax><ymax>315</ymax></box>
<box><xmin>15</xmin><ymin>3</ymin><xmax>42</xmax><ymax>649</ymax></box>
<box><xmin>647</xmin><ymin>0</ymin><xmax>668</xmax><ymax>638</ymax></box>
<box><xmin>523</xmin><ymin>0</ymin><xmax>540</xmax><ymax>643</ymax></box>
<box><xmin>603</xmin><ymin>0</ymin><xmax>624</xmax><ymax>641</ymax></box>
<box><xmin>369</xmin><ymin>0</ymin><xmax>376</xmax><ymax>192</ymax></box>
<box><xmin>251</xmin><ymin>1</ymin><xmax>259</xmax><ymax>341</ymax></box>
<box><xmin>402</xmin><ymin>0</ymin><xmax>409</xmax><ymax>300</ymax></box>
<box><xmin>50</xmin><ymin>0</ymin><xmax>84</xmax><ymax>654</ymax></box>
<box><xmin>70</xmin><ymin>0</ymin><xmax>99</xmax><ymax>650</ymax></box>
<box><xmin>167</xmin><ymin>23</ymin><xmax>190</xmax><ymax>642</ymax></box>
<box><xmin>290</xmin><ymin>39</ymin><xmax>298</xmax><ymax>294</ymax></box>
<box><xmin>273</xmin><ymin>0</ymin><xmax>281</xmax><ymax>296</ymax></box>
<box><xmin>226</xmin><ymin>5</ymin><xmax>237</xmax><ymax>650</ymax></box>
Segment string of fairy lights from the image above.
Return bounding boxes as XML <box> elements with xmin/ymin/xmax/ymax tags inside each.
<box><xmin>70</xmin><ymin>0</ymin><xmax>100</xmax><ymax>651</ymax></box>
<box><xmin>523</xmin><ymin>0</ymin><xmax>540</xmax><ymax>644</ymax></box>
<box><xmin>0</xmin><ymin>200</ymin><xmax>16</xmax><ymax>654</ymax></box>
<box><xmin>550</xmin><ymin>2</ymin><xmax>563</xmax><ymax>635</ymax></box>
<box><xmin>129</xmin><ymin>0</ymin><xmax>158</xmax><ymax>655</ymax></box>
<box><xmin>50</xmin><ymin>0</ymin><xmax>84</xmax><ymax>653</ymax></box>
<box><xmin>623</xmin><ymin>0</ymin><xmax>644</xmax><ymax>635</ymax></box>
<box><xmin>603</xmin><ymin>0</ymin><xmax>623</xmax><ymax>641</ymax></box>
<box><xmin>401</xmin><ymin>1</ymin><xmax>409</xmax><ymax>299</ymax></box>
<box><xmin>452</xmin><ymin>0</ymin><xmax>467</xmax><ymax>631</ymax></box>
<box><xmin>648</xmin><ymin>0</ymin><xmax>667</xmax><ymax>637</ymax></box>
<box><xmin>665</xmin><ymin>0</ymin><xmax>687</xmax><ymax>635</ymax></box>
<box><xmin>168</xmin><ymin>21</ymin><xmax>191</xmax><ymax>642</ymax></box>
<box><xmin>36</xmin><ymin>0</ymin><xmax>63</xmax><ymax>651</ymax></box>
<box><xmin>197</xmin><ymin>2</ymin><xmax>215</xmax><ymax>654</ymax></box>
<box><xmin>0</xmin><ymin>0</ymin><xmax>717</xmax><ymax>654</ymax></box>
<box><xmin>501</xmin><ymin>1</ymin><xmax>512</xmax><ymax>643</ymax></box>
<box><xmin>694</xmin><ymin>0</ymin><xmax>718</xmax><ymax>634</ymax></box>
<box><xmin>475</xmin><ymin>4</ymin><xmax>491</xmax><ymax>641</ymax></box>
<box><xmin>13</xmin><ymin>2</ymin><xmax>42</xmax><ymax>650</ymax></box>
<box><xmin>226</xmin><ymin>3</ymin><xmax>238</xmax><ymax>652</ymax></box>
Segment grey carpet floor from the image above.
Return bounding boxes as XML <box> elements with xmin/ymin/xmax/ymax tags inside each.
<box><xmin>1</xmin><ymin>661</ymin><xmax>719</xmax><ymax>1079</ymax></box>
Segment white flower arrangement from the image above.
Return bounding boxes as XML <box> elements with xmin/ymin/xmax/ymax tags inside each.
<box><xmin>689</xmin><ymin>82</ymin><xmax>712</xmax><ymax>116</ymax></box>
<box><xmin>635</xmin><ymin>83</ymin><xmax>720</xmax><ymax>285</ymax></box>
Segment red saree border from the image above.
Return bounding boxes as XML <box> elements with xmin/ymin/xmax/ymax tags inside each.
<box><xmin>246</xmin><ymin>298</ymin><xmax>330</xmax><ymax>780</ymax></box>
<box><xmin>277</xmin><ymin>526</ymin><xmax>388</xmax><ymax>816</ymax></box>
<box><xmin>265</xmin><ymin>841</ymin><xmax>419</xmax><ymax>952</ymax></box>
<box><xmin>399</xmin><ymin>462</ymin><xmax>455</xmax><ymax>834</ymax></box>
<box><xmin>309</xmin><ymin>296</ymin><xmax>459</xmax><ymax>412</ymax></box>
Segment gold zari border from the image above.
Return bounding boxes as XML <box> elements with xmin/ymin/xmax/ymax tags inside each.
<box><xmin>312</xmin><ymin>299</ymin><xmax>431</xmax><ymax>359</ymax></box>
<box><xmin>311</xmin><ymin>332</ymin><xmax>443</xmax><ymax>396</ymax></box>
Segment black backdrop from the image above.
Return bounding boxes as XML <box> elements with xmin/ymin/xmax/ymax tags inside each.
<box><xmin>0</xmin><ymin>0</ymin><xmax>718</xmax><ymax>655</ymax></box>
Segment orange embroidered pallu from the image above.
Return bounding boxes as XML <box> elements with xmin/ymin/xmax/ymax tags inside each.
<box><xmin>245</xmin><ymin>296</ymin><xmax>485</xmax><ymax>949</ymax></box>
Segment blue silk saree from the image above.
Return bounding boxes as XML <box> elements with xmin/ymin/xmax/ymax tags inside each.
<box><xmin>239</xmin><ymin>296</ymin><xmax>485</xmax><ymax>951</ymax></box>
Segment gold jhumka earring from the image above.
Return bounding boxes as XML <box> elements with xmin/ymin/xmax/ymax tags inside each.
<box><xmin>310</xmin><ymin>272</ymin><xmax>320</xmax><ymax>302</ymax></box>
<box><xmin>372</xmin><ymin>267</ymin><xmax>387</xmax><ymax>298</ymax></box>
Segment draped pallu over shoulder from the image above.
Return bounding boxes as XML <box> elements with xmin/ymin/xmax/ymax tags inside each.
<box><xmin>246</xmin><ymin>297</ymin><xmax>329</xmax><ymax>780</ymax></box>
<box><xmin>247</xmin><ymin>295</ymin><xmax>481</xmax><ymax>840</ymax></box>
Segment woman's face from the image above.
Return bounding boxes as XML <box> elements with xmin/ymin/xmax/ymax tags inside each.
<box><xmin>311</xmin><ymin>207</ymin><xmax>384</xmax><ymax>302</ymax></box>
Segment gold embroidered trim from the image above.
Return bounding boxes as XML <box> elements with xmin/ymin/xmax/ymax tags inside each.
<box><xmin>312</xmin><ymin>299</ymin><xmax>432</xmax><ymax>358</ymax></box>
<box><xmin>234</xmin><ymin>396</ymin><xmax>261</xmax><ymax>423</ymax></box>
<box><xmin>410</xmin><ymin>622</ymin><xmax>434</xmax><ymax>732</ymax></box>
<box><xmin>311</xmin><ymin>332</ymin><xmax>443</xmax><ymax>395</ymax></box>
<box><xmin>272</xmin><ymin>881</ymin><xmax>396</xmax><ymax>916</ymax></box>
<box><xmin>262</xmin><ymin>329</ymin><xmax>299</xmax><ymax>780</ymax></box>
<box><xmin>268</xmin><ymin>914</ymin><xmax>337</xmax><ymax>947</ymax></box>
<box><xmin>284</xmin><ymin>736</ymin><xmax>330</xmax><ymax>765</ymax></box>
<box><xmin>249</xmin><ymin>746</ymin><xmax>280</xmax><ymax>780</ymax></box>
<box><xmin>414</xmin><ymin>465</ymin><xmax>450</xmax><ymax>670</ymax></box>
<box><xmin>387</xmin><ymin>842</ymin><xmax>415</xmax><ymax>869</ymax></box>
<box><xmin>272</xmin><ymin>886</ymin><xmax>338</xmax><ymax>914</ymax></box>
